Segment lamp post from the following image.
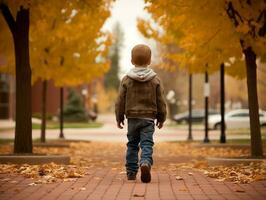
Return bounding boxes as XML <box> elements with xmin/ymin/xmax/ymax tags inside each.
<box><xmin>203</xmin><ymin>71</ymin><xmax>210</xmax><ymax>143</ymax></box>
<box><xmin>59</xmin><ymin>87</ymin><xmax>64</xmax><ymax>139</ymax></box>
<box><xmin>188</xmin><ymin>73</ymin><xmax>193</xmax><ymax>141</ymax></box>
<box><xmin>41</xmin><ymin>80</ymin><xmax>47</xmax><ymax>143</ymax></box>
<box><xmin>220</xmin><ymin>63</ymin><xmax>226</xmax><ymax>143</ymax></box>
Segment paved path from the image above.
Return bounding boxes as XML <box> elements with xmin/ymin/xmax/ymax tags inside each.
<box><xmin>0</xmin><ymin>115</ymin><xmax>265</xmax><ymax>200</ymax></box>
<box><xmin>0</xmin><ymin>168</ymin><xmax>265</xmax><ymax>200</ymax></box>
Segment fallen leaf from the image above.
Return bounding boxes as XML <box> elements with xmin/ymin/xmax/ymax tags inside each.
<box><xmin>68</xmin><ymin>171</ymin><xmax>83</xmax><ymax>178</ymax></box>
<box><xmin>215</xmin><ymin>178</ymin><xmax>225</xmax><ymax>182</ymax></box>
<box><xmin>10</xmin><ymin>181</ymin><xmax>18</xmax><ymax>184</ymax></box>
<box><xmin>1</xmin><ymin>178</ymin><xmax>10</xmax><ymax>181</ymax></box>
<box><xmin>175</xmin><ymin>176</ymin><xmax>183</xmax><ymax>180</ymax></box>
<box><xmin>253</xmin><ymin>175</ymin><xmax>265</xmax><ymax>181</ymax></box>
<box><xmin>133</xmin><ymin>194</ymin><xmax>145</xmax><ymax>197</ymax></box>
<box><xmin>229</xmin><ymin>171</ymin><xmax>237</xmax><ymax>176</ymax></box>
<box><xmin>235</xmin><ymin>189</ymin><xmax>245</xmax><ymax>193</ymax></box>
<box><xmin>28</xmin><ymin>183</ymin><xmax>37</xmax><ymax>186</ymax></box>
<box><xmin>38</xmin><ymin>168</ymin><xmax>46</xmax><ymax>176</ymax></box>
<box><xmin>14</xmin><ymin>188</ymin><xmax>21</xmax><ymax>193</ymax></box>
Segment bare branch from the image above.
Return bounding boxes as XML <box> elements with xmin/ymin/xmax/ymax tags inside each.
<box><xmin>226</xmin><ymin>1</ymin><xmax>244</xmax><ymax>27</ymax></box>
<box><xmin>257</xmin><ymin>10</ymin><xmax>266</xmax><ymax>36</ymax></box>
<box><xmin>0</xmin><ymin>3</ymin><xmax>16</xmax><ymax>34</ymax></box>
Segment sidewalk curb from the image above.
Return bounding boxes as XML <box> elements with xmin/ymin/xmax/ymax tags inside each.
<box><xmin>33</xmin><ymin>143</ymin><xmax>70</xmax><ymax>148</ymax></box>
<box><xmin>207</xmin><ymin>157</ymin><xmax>266</xmax><ymax>166</ymax></box>
<box><xmin>192</xmin><ymin>143</ymin><xmax>250</xmax><ymax>148</ymax></box>
<box><xmin>0</xmin><ymin>154</ymin><xmax>70</xmax><ymax>165</ymax></box>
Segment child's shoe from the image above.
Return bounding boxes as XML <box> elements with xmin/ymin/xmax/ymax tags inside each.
<box><xmin>127</xmin><ymin>172</ymin><xmax>136</xmax><ymax>180</ymax></box>
<box><xmin>140</xmin><ymin>162</ymin><xmax>151</xmax><ymax>183</ymax></box>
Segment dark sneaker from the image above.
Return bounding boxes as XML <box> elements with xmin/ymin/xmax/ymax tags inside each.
<box><xmin>127</xmin><ymin>172</ymin><xmax>136</xmax><ymax>180</ymax></box>
<box><xmin>140</xmin><ymin>163</ymin><xmax>151</xmax><ymax>183</ymax></box>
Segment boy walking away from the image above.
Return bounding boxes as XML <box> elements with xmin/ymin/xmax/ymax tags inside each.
<box><xmin>115</xmin><ymin>44</ymin><xmax>167</xmax><ymax>183</ymax></box>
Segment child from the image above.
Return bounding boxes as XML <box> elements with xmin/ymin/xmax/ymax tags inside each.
<box><xmin>115</xmin><ymin>44</ymin><xmax>167</xmax><ymax>183</ymax></box>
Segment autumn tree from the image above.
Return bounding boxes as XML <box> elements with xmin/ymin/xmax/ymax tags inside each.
<box><xmin>29</xmin><ymin>0</ymin><xmax>113</xmax><ymax>141</ymax></box>
<box><xmin>0</xmin><ymin>0</ymin><xmax>113</xmax><ymax>150</ymax></box>
<box><xmin>27</xmin><ymin>0</ymin><xmax>112</xmax><ymax>87</ymax></box>
<box><xmin>225</xmin><ymin>0</ymin><xmax>265</xmax><ymax>157</ymax></box>
<box><xmin>138</xmin><ymin>0</ymin><xmax>266</xmax><ymax>156</ymax></box>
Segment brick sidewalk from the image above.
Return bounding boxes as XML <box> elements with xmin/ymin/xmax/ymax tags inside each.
<box><xmin>0</xmin><ymin>167</ymin><xmax>265</xmax><ymax>200</ymax></box>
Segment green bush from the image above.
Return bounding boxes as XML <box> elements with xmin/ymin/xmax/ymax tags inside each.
<box><xmin>63</xmin><ymin>89</ymin><xmax>87</xmax><ymax>122</ymax></box>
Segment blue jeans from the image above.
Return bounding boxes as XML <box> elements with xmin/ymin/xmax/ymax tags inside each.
<box><xmin>126</xmin><ymin>118</ymin><xmax>155</xmax><ymax>174</ymax></box>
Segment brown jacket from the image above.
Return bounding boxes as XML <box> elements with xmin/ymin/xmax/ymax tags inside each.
<box><xmin>115</xmin><ymin>75</ymin><xmax>167</xmax><ymax>123</ymax></box>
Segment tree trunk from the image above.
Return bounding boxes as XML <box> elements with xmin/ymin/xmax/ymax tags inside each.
<box><xmin>13</xmin><ymin>8</ymin><xmax>32</xmax><ymax>153</ymax></box>
<box><xmin>243</xmin><ymin>47</ymin><xmax>263</xmax><ymax>157</ymax></box>
<box><xmin>220</xmin><ymin>63</ymin><xmax>226</xmax><ymax>143</ymax></box>
<box><xmin>59</xmin><ymin>87</ymin><xmax>64</xmax><ymax>139</ymax></box>
<box><xmin>40</xmin><ymin>80</ymin><xmax>47</xmax><ymax>143</ymax></box>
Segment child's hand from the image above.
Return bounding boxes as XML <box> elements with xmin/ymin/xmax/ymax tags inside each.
<box><xmin>156</xmin><ymin>121</ymin><xmax>163</xmax><ymax>129</ymax></box>
<box><xmin>117</xmin><ymin>121</ymin><xmax>124</xmax><ymax>129</ymax></box>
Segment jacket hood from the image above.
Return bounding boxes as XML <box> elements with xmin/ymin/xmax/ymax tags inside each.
<box><xmin>127</xmin><ymin>67</ymin><xmax>157</xmax><ymax>82</ymax></box>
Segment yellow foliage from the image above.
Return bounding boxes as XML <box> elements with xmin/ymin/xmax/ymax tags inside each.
<box><xmin>0</xmin><ymin>0</ymin><xmax>114</xmax><ymax>86</ymax></box>
<box><xmin>0</xmin><ymin>16</ymin><xmax>14</xmax><ymax>73</ymax></box>
<box><xmin>138</xmin><ymin>0</ymin><xmax>266</xmax><ymax>78</ymax></box>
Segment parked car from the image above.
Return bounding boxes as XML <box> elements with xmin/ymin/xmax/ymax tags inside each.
<box><xmin>209</xmin><ymin>109</ymin><xmax>266</xmax><ymax>130</ymax></box>
<box><xmin>173</xmin><ymin>109</ymin><xmax>219</xmax><ymax>124</ymax></box>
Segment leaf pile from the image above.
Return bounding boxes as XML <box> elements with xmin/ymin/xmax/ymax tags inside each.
<box><xmin>0</xmin><ymin>142</ymin><xmax>125</xmax><ymax>184</ymax></box>
<box><xmin>154</xmin><ymin>143</ymin><xmax>266</xmax><ymax>183</ymax></box>
<box><xmin>174</xmin><ymin>159</ymin><xmax>266</xmax><ymax>184</ymax></box>
<box><xmin>0</xmin><ymin>162</ymin><xmax>86</xmax><ymax>184</ymax></box>
<box><xmin>34</xmin><ymin>142</ymin><xmax>125</xmax><ymax>168</ymax></box>
<box><xmin>0</xmin><ymin>141</ymin><xmax>265</xmax><ymax>184</ymax></box>
<box><xmin>202</xmin><ymin>162</ymin><xmax>266</xmax><ymax>184</ymax></box>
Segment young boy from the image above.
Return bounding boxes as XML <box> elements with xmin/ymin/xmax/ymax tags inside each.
<box><xmin>115</xmin><ymin>44</ymin><xmax>167</xmax><ymax>183</ymax></box>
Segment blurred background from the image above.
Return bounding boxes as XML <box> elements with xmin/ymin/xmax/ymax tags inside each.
<box><xmin>0</xmin><ymin>0</ymin><xmax>266</xmax><ymax>134</ymax></box>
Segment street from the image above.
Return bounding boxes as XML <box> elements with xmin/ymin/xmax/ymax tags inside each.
<box><xmin>0</xmin><ymin>114</ymin><xmax>251</xmax><ymax>142</ymax></box>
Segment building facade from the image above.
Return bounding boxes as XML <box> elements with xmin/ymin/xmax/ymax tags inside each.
<box><xmin>0</xmin><ymin>74</ymin><xmax>96</xmax><ymax>120</ymax></box>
